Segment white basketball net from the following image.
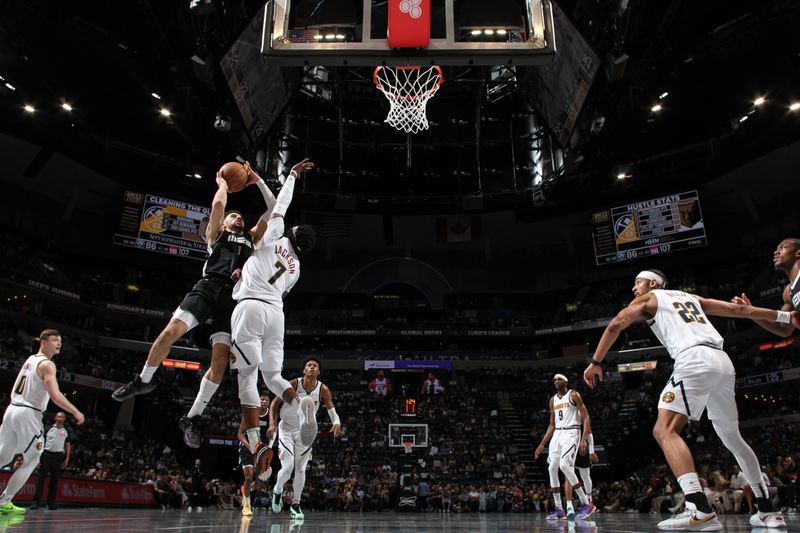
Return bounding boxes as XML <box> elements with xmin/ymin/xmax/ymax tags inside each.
<box><xmin>374</xmin><ymin>66</ymin><xmax>443</xmax><ymax>134</ymax></box>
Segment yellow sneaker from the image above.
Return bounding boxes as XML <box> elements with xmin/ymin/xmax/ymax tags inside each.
<box><xmin>0</xmin><ymin>502</ymin><xmax>25</xmax><ymax>515</ymax></box>
<box><xmin>242</xmin><ymin>504</ymin><xmax>253</xmax><ymax>517</ymax></box>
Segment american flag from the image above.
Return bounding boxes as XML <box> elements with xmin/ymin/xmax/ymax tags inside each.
<box><xmin>288</xmin><ymin>29</ymin><xmax>321</xmax><ymax>43</ymax></box>
<box><xmin>306</xmin><ymin>213</ymin><xmax>353</xmax><ymax>239</ymax></box>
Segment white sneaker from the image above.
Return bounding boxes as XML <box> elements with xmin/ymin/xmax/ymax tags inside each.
<box><xmin>657</xmin><ymin>509</ymin><xmax>722</xmax><ymax>531</ymax></box>
<box><xmin>750</xmin><ymin>511</ymin><xmax>787</xmax><ymax>528</ymax></box>
<box><xmin>298</xmin><ymin>397</ymin><xmax>318</xmax><ymax>447</ymax></box>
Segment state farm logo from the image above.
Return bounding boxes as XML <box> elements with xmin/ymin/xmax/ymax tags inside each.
<box><xmin>399</xmin><ymin>0</ymin><xmax>423</xmax><ymax>19</ymax></box>
<box><xmin>62</xmin><ymin>483</ymin><xmax>106</xmax><ymax>499</ymax></box>
<box><xmin>122</xmin><ymin>487</ymin><xmax>151</xmax><ymax>500</ymax></box>
<box><xmin>398</xmin><ymin>496</ymin><xmax>417</xmax><ymax>507</ymax></box>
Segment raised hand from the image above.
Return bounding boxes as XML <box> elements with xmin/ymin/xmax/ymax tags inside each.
<box><xmin>290</xmin><ymin>158</ymin><xmax>314</xmax><ymax>177</ymax></box>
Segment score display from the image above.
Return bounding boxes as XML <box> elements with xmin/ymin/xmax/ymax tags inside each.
<box><xmin>401</xmin><ymin>398</ymin><xmax>417</xmax><ymax>418</ymax></box>
<box><xmin>592</xmin><ymin>190</ymin><xmax>707</xmax><ymax>265</ymax></box>
<box><xmin>113</xmin><ymin>191</ymin><xmax>210</xmax><ymax>261</ymax></box>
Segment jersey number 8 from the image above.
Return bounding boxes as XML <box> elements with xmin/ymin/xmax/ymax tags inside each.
<box><xmin>672</xmin><ymin>301</ymin><xmax>707</xmax><ymax>324</ymax></box>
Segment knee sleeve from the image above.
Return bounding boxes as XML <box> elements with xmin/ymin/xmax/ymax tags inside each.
<box><xmin>560</xmin><ymin>459</ymin><xmax>579</xmax><ymax>486</ymax></box>
<box><xmin>713</xmin><ymin>420</ymin><xmax>766</xmax><ymax>498</ymax></box>
<box><xmin>548</xmin><ymin>456</ymin><xmax>561</xmax><ymax>487</ymax></box>
<box><xmin>237</xmin><ymin>365</ymin><xmax>259</xmax><ymax>407</ymax></box>
<box><xmin>261</xmin><ymin>370</ymin><xmax>292</xmax><ymax>400</ymax></box>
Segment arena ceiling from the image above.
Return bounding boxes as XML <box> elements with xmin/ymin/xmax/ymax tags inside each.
<box><xmin>0</xmin><ymin>0</ymin><xmax>798</xmax><ymax>214</ymax></box>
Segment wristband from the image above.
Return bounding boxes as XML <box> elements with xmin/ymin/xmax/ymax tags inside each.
<box><xmin>776</xmin><ymin>310</ymin><xmax>792</xmax><ymax>324</ymax></box>
<box><xmin>587</xmin><ymin>433</ymin><xmax>595</xmax><ymax>454</ymax></box>
<box><xmin>327</xmin><ymin>407</ymin><xmax>341</xmax><ymax>426</ymax></box>
<box><xmin>588</xmin><ymin>358</ymin><xmax>602</xmax><ymax>366</ymax></box>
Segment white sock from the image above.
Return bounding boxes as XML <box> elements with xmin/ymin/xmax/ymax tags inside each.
<box><xmin>575</xmin><ymin>486</ymin><xmax>589</xmax><ymax>505</ymax></box>
<box><xmin>553</xmin><ymin>491</ymin><xmax>562</xmax><ymax>509</ymax></box>
<box><xmin>566</xmin><ymin>500</ymin><xmax>575</xmax><ymax>512</ymax></box>
<box><xmin>187</xmin><ymin>377</ymin><xmax>220</xmax><ymax>418</ymax></box>
<box><xmin>677</xmin><ymin>472</ymin><xmax>703</xmax><ymax>496</ymax></box>
<box><xmin>243</xmin><ymin>495</ymin><xmax>250</xmax><ymax>506</ymax></box>
<box><xmin>139</xmin><ymin>363</ymin><xmax>158</xmax><ymax>383</ymax></box>
<box><xmin>246</xmin><ymin>428</ymin><xmax>260</xmax><ymax>454</ymax></box>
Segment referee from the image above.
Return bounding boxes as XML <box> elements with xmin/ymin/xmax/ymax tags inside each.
<box><xmin>31</xmin><ymin>412</ymin><xmax>70</xmax><ymax>510</ymax></box>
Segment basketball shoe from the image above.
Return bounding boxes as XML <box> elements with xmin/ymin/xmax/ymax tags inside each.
<box><xmin>750</xmin><ymin>511</ymin><xmax>786</xmax><ymax>528</ymax></box>
<box><xmin>657</xmin><ymin>508</ymin><xmax>722</xmax><ymax>531</ymax></box>
<box><xmin>112</xmin><ymin>376</ymin><xmax>156</xmax><ymax>401</ymax></box>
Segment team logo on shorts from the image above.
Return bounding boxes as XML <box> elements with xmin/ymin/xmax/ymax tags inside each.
<box><xmin>36</xmin><ymin>441</ymin><xmax>43</xmax><ymax>450</ymax></box>
<box><xmin>661</xmin><ymin>391</ymin><xmax>675</xmax><ymax>403</ymax></box>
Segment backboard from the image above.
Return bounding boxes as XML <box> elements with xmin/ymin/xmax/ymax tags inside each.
<box><xmin>262</xmin><ymin>0</ymin><xmax>556</xmax><ymax>66</ymax></box>
<box><xmin>388</xmin><ymin>423</ymin><xmax>429</xmax><ymax>448</ymax></box>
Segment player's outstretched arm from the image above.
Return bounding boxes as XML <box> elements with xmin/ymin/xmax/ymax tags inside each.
<box><xmin>697</xmin><ymin>295</ymin><xmax>798</xmax><ymax>333</ymax></box>
<box><xmin>206</xmin><ymin>174</ymin><xmax>229</xmax><ymax>244</ymax></box>
<box><xmin>321</xmin><ymin>384</ymin><xmax>341</xmax><ymax>438</ymax></box>
<box><xmin>268</xmin><ymin>394</ymin><xmax>283</xmax><ymax>439</ymax></box>
<box><xmin>730</xmin><ymin>290</ymin><xmax>797</xmax><ymax>338</ymax></box>
<box><xmin>534</xmin><ymin>399</ymin><xmax>556</xmax><ymax>460</ymax></box>
<box><xmin>243</xmin><ymin>162</ymin><xmax>276</xmax><ymax>244</ymax></box>
<box><xmin>261</xmin><ymin>159</ymin><xmax>314</xmax><ymax>243</ymax></box>
<box><xmin>584</xmin><ymin>294</ymin><xmax>656</xmax><ymax>388</ymax></box>
<box><xmin>39</xmin><ymin>360</ymin><xmax>84</xmax><ymax>425</ymax></box>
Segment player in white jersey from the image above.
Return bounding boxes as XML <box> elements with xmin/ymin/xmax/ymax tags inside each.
<box><xmin>0</xmin><ymin>330</ymin><xmax>84</xmax><ymax>515</ymax></box>
<box><xmin>267</xmin><ymin>358</ymin><xmax>341</xmax><ymax>519</ymax></box>
<box><xmin>584</xmin><ymin>270</ymin><xmax>798</xmax><ymax>531</ymax></box>
<box><xmin>535</xmin><ymin>374</ymin><xmax>595</xmax><ymax>520</ymax></box>
<box><xmin>230</xmin><ymin>158</ymin><xmax>319</xmax><ymax>472</ymax></box>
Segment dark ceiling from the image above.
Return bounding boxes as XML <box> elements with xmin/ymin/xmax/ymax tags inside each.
<box><xmin>1</xmin><ymin>0</ymin><xmax>799</xmax><ymax>215</ymax></box>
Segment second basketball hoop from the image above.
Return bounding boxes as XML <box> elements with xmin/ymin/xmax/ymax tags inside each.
<box><xmin>374</xmin><ymin>65</ymin><xmax>443</xmax><ymax>134</ymax></box>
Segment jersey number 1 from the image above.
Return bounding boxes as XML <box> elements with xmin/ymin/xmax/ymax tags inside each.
<box><xmin>267</xmin><ymin>261</ymin><xmax>287</xmax><ymax>285</ymax></box>
<box><xmin>673</xmin><ymin>301</ymin><xmax>707</xmax><ymax>324</ymax></box>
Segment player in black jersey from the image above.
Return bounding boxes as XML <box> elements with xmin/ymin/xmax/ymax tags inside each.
<box><xmin>237</xmin><ymin>394</ymin><xmax>272</xmax><ymax>517</ymax></box>
<box><xmin>731</xmin><ymin>238</ymin><xmax>800</xmax><ymax>336</ymax></box>
<box><xmin>111</xmin><ymin>167</ymin><xmax>278</xmax><ymax>446</ymax></box>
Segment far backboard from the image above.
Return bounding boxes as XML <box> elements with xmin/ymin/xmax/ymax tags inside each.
<box><xmin>262</xmin><ymin>0</ymin><xmax>556</xmax><ymax>66</ymax></box>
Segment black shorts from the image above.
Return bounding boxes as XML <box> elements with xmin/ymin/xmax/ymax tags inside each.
<box><xmin>575</xmin><ymin>448</ymin><xmax>590</xmax><ymax>469</ymax></box>
<box><xmin>239</xmin><ymin>443</ymin><xmax>254</xmax><ymax>468</ymax></box>
<box><xmin>177</xmin><ymin>276</ymin><xmax>235</xmax><ymax>335</ymax></box>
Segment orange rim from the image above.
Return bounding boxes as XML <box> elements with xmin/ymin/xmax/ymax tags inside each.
<box><xmin>374</xmin><ymin>65</ymin><xmax>443</xmax><ymax>101</ymax></box>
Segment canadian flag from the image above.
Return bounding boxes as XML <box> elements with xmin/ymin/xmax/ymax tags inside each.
<box><xmin>435</xmin><ymin>216</ymin><xmax>481</xmax><ymax>243</ymax></box>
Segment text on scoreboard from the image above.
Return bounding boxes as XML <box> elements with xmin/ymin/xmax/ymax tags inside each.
<box><xmin>113</xmin><ymin>191</ymin><xmax>210</xmax><ymax>261</ymax></box>
<box><xmin>592</xmin><ymin>190</ymin><xmax>707</xmax><ymax>265</ymax></box>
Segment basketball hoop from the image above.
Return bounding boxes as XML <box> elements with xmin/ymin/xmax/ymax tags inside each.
<box><xmin>374</xmin><ymin>65</ymin><xmax>443</xmax><ymax>134</ymax></box>
<box><xmin>402</xmin><ymin>440</ymin><xmax>414</xmax><ymax>454</ymax></box>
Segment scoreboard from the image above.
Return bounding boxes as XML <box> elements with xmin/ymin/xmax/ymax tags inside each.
<box><xmin>592</xmin><ymin>190</ymin><xmax>707</xmax><ymax>265</ymax></box>
<box><xmin>113</xmin><ymin>191</ymin><xmax>210</xmax><ymax>261</ymax></box>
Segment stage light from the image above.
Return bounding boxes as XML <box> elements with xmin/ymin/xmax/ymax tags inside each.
<box><xmin>61</xmin><ymin>102</ymin><xmax>73</xmax><ymax>111</ymax></box>
<box><xmin>314</xmin><ymin>34</ymin><xmax>324</xmax><ymax>40</ymax></box>
<box><xmin>659</xmin><ymin>92</ymin><xmax>669</xmax><ymax>99</ymax></box>
<box><xmin>617</xmin><ymin>173</ymin><xmax>628</xmax><ymax>180</ymax></box>
<box><xmin>789</xmin><ymin>102</ymin><xmax>800</xmax><ymax>112</ymax></box>
<box><xmin>325</xmin><ymin>34</ymin><xmax>335</xmax><ymax>40</ymax></box>
<box><xmin>753</xmin><ymin>96</ymin><xmax>765</xmax><ymax>107</ymax></box>
<box><xmin>484</xmin><ymin>29</ymin><xmax>495</xmax><ymax>35</ymax></box>
<box><xmin>23</xmin><ymin>105</ymin><xmax>35</xmax><ymax>113</ymax></box>
<box><xmin>496</xmin><ymin>29</ymin><xmax>507</xmax><ymax>35</ymax></box>
<box><xmin>470</xmin><ymin>30</ymin><xmax>481</xmax><ymax>36</ymax></box>
<box><xmin>336</xmin><ymin>34</ymin><xmax>345</xmax><ymax>40</ymax></box>
<box><xmin>739</xmin><ymin>115</ymin><xmax>749</xmax><ymax>123</ymax></box>
<box><xmin>152</xmin><ymin>92</ymin><xmax>161</xmax><ymax>100</ymax></box>
<box><xmin>5</xmin><ymin>83</ymin><xmax>16</xmax><ymax>91</ymax></box>
<box><xmin>650</xmin><ymin>104</ymin><xmax>662</xmax><ymax>113</ymax></box>
<box><xmin>159</xmin><ymin>108</ymin><xmax>171</xmax><ymax>117</ymax></box>
<box><xmin>193</xmin><ymin>173</ymin><xmax>202</xmax><ymax>179</ymax></box>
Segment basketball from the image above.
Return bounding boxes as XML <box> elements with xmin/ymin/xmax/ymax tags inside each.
<box><xmin>219</xmin><ymin>162</ymin><xmax>248</xmax><ymax>193</ymax></box>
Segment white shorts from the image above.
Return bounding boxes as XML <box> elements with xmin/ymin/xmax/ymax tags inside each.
<box><xmin>0</xmin><ymin>405</ymin><xmax>45</xmax><ymax>456</ymax></box>
<box><xmin>658</xmin><ymin>346</ymin><xmax>738</xmax><ymax>422</ymax></box>
<box><xmin>277</xmin><ymin>420</ymin><xmax>313</xmax><ymax>467</ymax></box>
<box><xmin>548</xmin><ymin>428</ymin><xmax>580</xmax><ymax>467</ymax></box>
<box><xmin>230</xmin><ymin>299</ymin><xmax>285</xmax><ymax>371</ymax></box>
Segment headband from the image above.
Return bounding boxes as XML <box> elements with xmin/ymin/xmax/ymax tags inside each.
<box><xmin>636</xmin><ymin>270</ymin><xmax>665</xmax><ymax>287</ymax></box>
<box><xmin>553</xmin><ymin>373</ymin><xmax>568</xmax><ymax>382</ymax></box>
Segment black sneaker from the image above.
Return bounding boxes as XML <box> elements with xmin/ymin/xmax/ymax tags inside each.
<box><xmin>28</xmin><ymin>503</ymin><xmax>40</xmax><ymax>510</ymax></box>
<box><xmin>290</xmin><ymin>503</ymin><xmax>304</xmax><ymax>519</ymax></box>
<box><xmin>111</xmin><ymin>376</ymin><xmax>156</xmax><ymax>402</ymax></box>
<box><xmin>179</xmin><ymin>416</ymin><xmax>202</xmax><ymax>449</ymax></box>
